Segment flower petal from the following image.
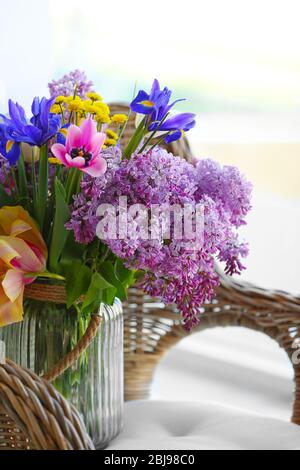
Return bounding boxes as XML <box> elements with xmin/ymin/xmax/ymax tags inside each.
<box><xmin>10</xmin><ymin>220</ymin><xmax>32</xmax><ymax>238</ymax></box>
<box><xmin>0</xmin><ymin>207</ymin><xmax>47</xmax><ymax>260</ymax></box>
<box><xmin>0</xmin><ymin>281</ymin><xmax>24</xmax><ymax>327</ymax></box>
<box><xmin>82</xmin><ymin>156</ymin><xmax>107</xmax><ymax>177</ymax></box>
<box><xmin>66</xmin><ymin>124</ymin><xmax>82</xmax><ymax>152</ymax></box>
<box><xmin>2</xmin><ymin>269</ymin><xmax>24</xmax><ymax>303</ymax></box>
<box><xmin>80</xmin><ymin>118</ymin><xmax>97</xmax><ymax>151</ymax></box>
<box><xmin>90</xmin><ymin>132</ymin><xmax>106</xmax><ymax>156</ymax></box>
<box><xmin>159</xmin><ymin>113</ymin><xmax>196</xmax><ymax>131</ymax></box>
<box><xmin>65</xmin><ymin>154</ymin><xmax>85</xmax><ymax>168</ymax></box>
<box><xmin>51</xmin><ymin>143</ymin><xmax>69</xmax><ymax>166</ymax></box>
<box><xmin>0</xmin><ymin>237</ymin><xmax>45</xmax><ymax>273</ymax></box>
<box><xmin>0</xmin><ymin>239</ymin><xmax>20</xmax><ymax>266</ymax></box>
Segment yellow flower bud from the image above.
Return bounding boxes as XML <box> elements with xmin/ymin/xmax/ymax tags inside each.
<box><xmin>55</xmin><ymin>95</ymin><xmax>66</xmax><ymax>105</ymax></box>
<box><xmin>86</xmin><ymin>92</ymin><xmax>103</xmax><ymax>102</ymax></box>
<box><xmin>111</xmin><ymin>114</ymin><xmax>128</xmax><ymax>124</ymax></box>
<box><xmin>48</xmin><ymin>157</ymin><xmax>63</xmax><ymax>165</ymax></box>
<box><xmin>106</xmin><ymin>129</ymin><xmax>119</xmax><ymax>140</ymax></box>
<box><xmin>105</xmin><ymin>138</ymin><xmax>117</xmax><ymax>147</ymax></box>
<box><xmin>67</xmin><ymin>97</ymin><xmax>83</xmax><ymax>112</ymax></box>
<box><xmin>51</xmin><ymin>104</ymin><xmax>62</xmax><ymax>114</ymax></box>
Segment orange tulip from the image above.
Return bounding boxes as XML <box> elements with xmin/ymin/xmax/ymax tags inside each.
<box><xmin>0</xmin><ymin>206</ymin><xmax>47</xmax><ymax>327</ymax></box>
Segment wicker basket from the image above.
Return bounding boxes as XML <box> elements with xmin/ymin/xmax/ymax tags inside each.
<box><xmin>109</xmin><ymin>103</ymin><xmax>300</xmax><ymax>425</ymax></box>
<box><xmin>0</xmin><ymin>359</ymin><xmax>94</xmax><ymax>450</ymax></box>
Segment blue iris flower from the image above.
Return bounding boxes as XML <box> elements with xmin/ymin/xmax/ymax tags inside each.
<box><xmin>131</xmin><ymin>79</ymin><xmax>196</xmax><ymax>143</ymax></box>
<box><xmin>56</xmin><ymin>123</ymin><xmax>70</xmax><ymax>145</ymax></box>
<box><xmin>149</xmin><ymin>112</ymin><xmax>196</xmax><ymax>143</ymax></box>
<box><xmin>0</xmin><ymin>123</ymin><xmax>21</xmax><ymax>165</ymax></box>
<box><xmin>130</xmin><ymin>79</ymin><xmax>184</xmax><ymax>122</ymax></box>
<box><xmin>0</xmin><ymin>96</ymin><xmax>61</xmax><ymax>149</ymax></box>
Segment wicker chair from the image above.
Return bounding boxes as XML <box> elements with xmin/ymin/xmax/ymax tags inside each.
<box><xmin>109</xmin><ymin>103</ymin><xmax>300</xmax><ymax>426</ymax></box>
<box><xmin>0</xmin><ymin>358</ymin><xmax>94</xmax><ymax>450</ymax></box>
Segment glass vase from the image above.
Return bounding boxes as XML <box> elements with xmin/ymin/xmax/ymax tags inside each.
<box><xmin>0</xmin><ymin>297</ymin><xmax>124</xmax><ymax>449</ymax></box>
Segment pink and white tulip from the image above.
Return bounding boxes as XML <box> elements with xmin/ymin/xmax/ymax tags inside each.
<box><xmin>51</xmin><ymin>118</ymin><xmax>107</xmax><ymax>177</ymax></box>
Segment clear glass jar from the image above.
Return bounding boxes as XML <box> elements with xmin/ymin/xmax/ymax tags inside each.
<box><xmin>0</xmin><ymin>297</ymin><xmax>124</xmax><ymax>449</ymax></box>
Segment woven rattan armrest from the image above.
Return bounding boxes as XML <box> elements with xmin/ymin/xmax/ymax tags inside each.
<box><xmin>0</xmin><ymin>359</ymin><xmax>94</xmax><ymax>450</ymax></box>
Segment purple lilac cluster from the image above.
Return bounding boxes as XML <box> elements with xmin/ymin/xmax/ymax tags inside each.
<box><xmin>48</xmin><ymin>70</ymin><xmax>94</xmax><ymax>99</ymax></box>
<box><xmin>0</xmin><ymin>157</ymin><xmax>12</xmax><ymax>194</ymax></box>
<box><xmin>68</xmin><ymin>148</ymin><xmax>252</xmax><ymax>330</ymax></box>
<box><xmin>67</xmin><ymin>146</ymin><xmax>123</xmax><ymax>244</ymax></box>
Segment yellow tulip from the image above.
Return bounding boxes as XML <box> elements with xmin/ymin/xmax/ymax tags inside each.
<box><xmin>0</xmin><ymin>207</ymin><xmax>47</xmax><ymax>327</ymax></box>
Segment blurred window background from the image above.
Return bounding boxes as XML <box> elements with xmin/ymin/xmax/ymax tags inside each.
<box><xmin>0</xmin><ymin>0</ymin><xmax>299</xmax><ymax>292</ymax></box>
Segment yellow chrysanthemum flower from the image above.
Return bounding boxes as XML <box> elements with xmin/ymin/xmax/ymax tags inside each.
<box><xmin>82</xmin><ymin>100</ymin><xmax>98</xmax><ymax>114</ymax></box>
<box><xmin>51</xmin><ymin>104</ymin><xmax>62</xmax><ymax>114</ymax></box>
<box><xmin>105</xmin><ymin>138</ymin><xmax>117</xmax><ymax>147</ymax></box>
<box><xmin>64</xmin><ymin>95</ymin><xmax>76</xmax><ymax>103</ymax></box>
<box><xmin>67</xmin><ymin>97</ymin><xmax>83</xmax><ymax>112</ymax></box>
<box><xmin>86</xmin><ymin>92</ymin><xmax>103</xmax><ymax>102</ymax></box>
<box><xmin>106</xmin><ymin>129</ymin><xmax>119</xmax><ymax>140</ymax></box>
<box><xmin>94</xmin><ymin>101</ymin><xmax>110</xmax><ymax>114</ymax></box>
<box><xmin>55</xmin><ymin>95</ymin><xmax>66</xmax><ymax>105</ymax></box>
<box><xmin>111</xmin><ymin>114</ymin><xmax>128</xmax><ymax>124</ymax></box>
<box><xmin>96</xmin><ymin>112</ymin><xmax>111</xmax><ymax>124</ymax></box>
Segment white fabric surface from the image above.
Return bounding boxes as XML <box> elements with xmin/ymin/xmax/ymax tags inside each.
<box><xmin>110</xmin><ymin>401</ymin><xmax>300</xmax><ymax>450</ymax></box>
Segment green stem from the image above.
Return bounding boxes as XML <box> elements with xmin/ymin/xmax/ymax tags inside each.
<box><xmin>17</xmin><ymin>151</ymin><xmax>29</xmax><ymax>201</ymax></box>
<box><xmin>149</xmin><ymin>131</ymin><xmax>172</xmax><ymax>151</ymax></box>
<box><xmin>60</xmin><ymin>104</ymin><xmax>65</xmax><ymax>124</ymax></box>
<box><xmin>36</xmin><ymin>144</ymin><xmax>49</xmax><ymax>234</ymax></box>
<box><xmin>11</xmin><ymin>167</ymin><xmax>19</xmax><ymax>198</ymax></box>
<box><xmin>24</xmin><ymin>271</ymin><xmax>65</xmax><ymax>281</ymax></box>
<box><xmin>139</xmin><ymin>113</ymin><xmax>171</xmax><ymax>154</ymax></box>
<box><xmin>65</xmin><ymin>168</ymin><xmax>82</xmax><ymax>204</ymax></box>
<box><xmin>31</xmin><ymin>151</ymin><xmax>38</xmax><ymax>214</ymax></box>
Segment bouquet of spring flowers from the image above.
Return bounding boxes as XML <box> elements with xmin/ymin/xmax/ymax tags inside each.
<box><xmin>0</xmin><ymin>71</ymin><xmax>252</xmax><ymax>331</ymax></box>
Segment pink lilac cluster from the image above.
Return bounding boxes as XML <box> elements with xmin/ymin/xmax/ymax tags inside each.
<box><xmin>48</xmin><ymin>70</ymin><xmax>94</xmax><ymax>99</ymax></box>
<box><xmin>68</xmin><ymin>148</ymin><xmax>252</xmax><ymax>330</ymax></box>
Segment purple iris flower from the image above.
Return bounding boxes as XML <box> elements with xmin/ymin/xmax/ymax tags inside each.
<box><xmin>149</xmin><ymin>112</ymin><xmax>196</xmax><ymax>143</ymax></box>
<box><xmin>0</xmin><ymin>123</ymin><xmax>20</xmax><ymax>165</ymax></box>
<box><xmin>130</xmin><ymin>79</ymin><xmax>184</xmax><ymax>122</ymax></box>
<box><xmin>1</xmin><ymin>96</ymin><xmax>61</xmax><ymax>148</ymax></box>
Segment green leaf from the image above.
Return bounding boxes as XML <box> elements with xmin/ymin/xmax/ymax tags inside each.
<box><xmin>64</xmin><ymin>261</ymin><xmax>92</xmax><ymax>308</ymax></box>
<box><xmin>17</xmin><ymin>152</ymin><xmax>28</xmax><ymax>200</ymax></box>
<box><xmin>82</xmin><ymin>272</ymin><xmax>115</xmax><ymax>316</ymax></box>
<box><xmin>123</xmin><ymin>117</ymin><xmax>147</xmax><ymax>159</ymax></box>
<box><xmin>101</xmin><ymin>261</ymin><xmax>127</xmax><ymax>301</ymax></box>
<box><xmin>65</xmin><ymin>167</ymin><xmax>82</xmax><ymax>204</ymax></box>
<box><xmin>49</xmin><ymin>177</ymin><xmax>70</xmax><ymax>272</ymax></box>
<box><xmin>102</xmin><ymin>287</ymin><xmax>118</xmax><ymax>306</ymax></box>
<box><xmin>61</xmin><ymin>232</ymin><xmax>86</xmax><ymax>265</ymax></box>
<box><xmin>36</xmin><ymin>145</ymin><xmax>49</xmax><ymax>233</ymax></box>
<box><xmin>114</xmin><ymin>258</ymin><xmax>136</xmax><ymax>288</ymax></box>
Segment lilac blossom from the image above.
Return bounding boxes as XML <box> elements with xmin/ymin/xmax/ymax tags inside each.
<box><xmin>195</xmin><ymin>158</ymin><xmax>253</xmax><ymax>227</ymax></box>
<box><xmin>68</xmin><ymin>148</ymin><xmax>252</xmax><ymax>330</ymax></box>
<box><xmin>48</xmin><ymin>70</ymin><xmax>94</xmax><ymax>99</ymax></box>
<box><xmin>0</xmin><ymin>157</ymin><xmax>13</xmax><ymax>194</ymax></box>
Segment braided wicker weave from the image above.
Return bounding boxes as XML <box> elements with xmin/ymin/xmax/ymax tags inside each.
<box><xmin>109</xmin><ymin>103</ymin><xmax>300</xmax><ymax>425</ymax></box>
<box><xmin>0</xmin><ymin>359</ymin><xmax>94</xmax><ymax>450</ymax></box>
